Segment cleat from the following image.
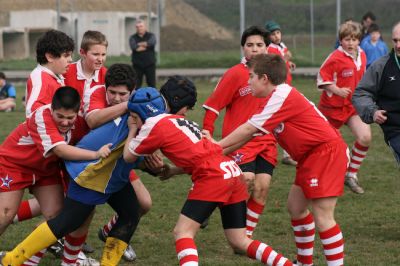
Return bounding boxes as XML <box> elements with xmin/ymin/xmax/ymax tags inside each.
<box><xmin>282</xmin><ymin>156</ymin><xmax>297</xmax><ymax>166</ymax></box>
<box><xmin>76</xmin><ymin>251</ymin><xmax>100</xmax><ymax>266</ymax></box>
<box><xmin>48</xmin><ymin>239</ymin><xmax>64</xmax><ymax>258</ymax></box>
<box><xmin>97</xmin><ymin>228</ymin><xmax>107</xmax><ymax>242</ymax></box>
<box><xmin>345</xmin><ymin>176</ymin><xmax>364</xmax><ymax>194</ymax></box>
<box><xmin>0</xmin><ymin>251</ymin><xmax>6</xmax><ymax>266</ymax></box>
<box><xmin>122</xmin><ymin>245</ymin><xmax>137</xmax><ymax>261</ymax></box>
<box><xmin>81</xmin><ymin>242</ymin><xmax>95</xmax><ymax>253</ymax></box>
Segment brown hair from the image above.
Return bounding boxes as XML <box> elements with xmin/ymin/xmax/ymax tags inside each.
<box><xmin>248</xmin><ymin>54</ymin><xmax>287</xmax><ymax>85</ymax></box>
<box><xmin>80</xmin><ymin>30</ymin><xmax>108</xmax><ymax>51</ymax></box>
<box><xmin>338</xmin><ymin>22</ymin><xmax>362</xmax><ymax>41</ymax></box>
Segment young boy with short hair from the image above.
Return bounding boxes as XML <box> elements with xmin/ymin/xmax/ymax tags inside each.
<box><xmin>265</xmin><ymin>20</ymin><xmax>297</xmax><ymax>166</ymax></box>
<box><xmin>25</xmin><ymin>30</ymin><xmax>74</xmax><ymax>118</ymax></box>
<box><xmin>202</xmin><ymin>25</ymin><xmax>278</xmax><ymax>239</ymax></box>
<box><xmin>317</xmin><ymin>21</ymin><xmax>370</xmax><ymax>194</ymax></box>
<box><xmin>0</xmin><ymin>72</ymin><xmax>16</xmax><ymax>112</ymax></box>
<box><xmin>64</xmin><ymin>30</ymin><xmax>108</xmax><ymax>104</ymax></box>
<box><xmin>360</xmin><ymin>23</ymin><xmax>389</xmax><ymax>68</ymax></box>
<box><xmin>219</xmin><ymin>53</ymin><xmax>348</xmax><ymax>266</ymax></box>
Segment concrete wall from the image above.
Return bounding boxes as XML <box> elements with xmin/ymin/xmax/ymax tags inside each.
<box><xmin>1</xmin><ymin>10</ymin><xmax>158</xmax><ymax>59</ymax></box>
<box><xmin>0</xmin><ymin>28</ymin><xmax>28</xmax><ymax>60</ymax></box>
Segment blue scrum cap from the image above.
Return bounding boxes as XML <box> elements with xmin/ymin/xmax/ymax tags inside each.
<box><xmin>127</xmin><ymin>87</ymin><xmax>166</xmax><ymax>122</ymax></box>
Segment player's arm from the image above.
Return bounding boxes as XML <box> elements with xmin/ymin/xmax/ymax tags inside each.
<box><xmin>86</xmin><ymin>102</ymin><xmax>128</xmax><ymax>129</ymax></box>
<box><xmin>218</xmin><ymin>121</ymin><xmax>258</xmax><ymax>155</ymax></box>
<box><xmin>159</xmin><ymin>164</ymin><xmax>185</xmax><ymax>181</ymax></box>
<box><xmin>320</xmin><ymin>84</ymin><xmax>351</xmax><ymax>98</ymax></box>
<box><xmin>52</xmin><ymin>143</ymin><xmax>112</xmax><ymax>160</ymax></box>
<box><xmin>123</xmin><ymin>115</ymin><xmax>140</xmax><ymax>163</ymax></box>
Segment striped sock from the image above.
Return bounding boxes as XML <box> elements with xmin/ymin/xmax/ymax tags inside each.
<box><xmin>291</xmin><ymin>213</ymin><xmax>315</xmax><ymax>266</ymax></box>
<box><xmin>246</xmin><ymin>197</ymin><xmax>265</xmax><ymax>238</ymax></box>
<box><xmin>175</xmin><ymin>238</ymin><xmax>198</xmax><ymax>266</ymax></box>
<box><xmin>62</xmin><ymin>234</ymin><xmax>87</xmax><ymax>265</ymax></box>
<box><xmin>346</xmin><ymin>142</ymin><xmax>369</xmax><ymax>178</ymax></box>
<box><xmin>102</xmin><ymin>214</ymin><xmax>119</xmax><ymax>237</ymax></box>
<box><xmin>247</xmin><ymin>240</ymin><xmax>293</xmax><ymax>266</ymax></box>
<box><xmin>21</xmin><ymin>249</ymin><xmax>46</xmax><ymax>266</ymax></box>
<box><xmin>319</xmin><ymin>224</ymin><xmax>344</xmax><ymax>266</ymax></box>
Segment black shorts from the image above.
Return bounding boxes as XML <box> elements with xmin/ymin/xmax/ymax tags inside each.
<box><xmin>239</xmin><ymin>155</ymin><xmax>274</xmax><ymax>175</ymax></box>
<box><xmin>181</xmin><ymin>200</ymin><xmax>246</xmax><ymax>229</ymax></box>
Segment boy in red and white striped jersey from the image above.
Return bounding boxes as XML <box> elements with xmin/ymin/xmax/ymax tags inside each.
<box><xmin>220</xmin><ymin>54</ymin><xmax>348</xmax><ymax>266</ymax></box>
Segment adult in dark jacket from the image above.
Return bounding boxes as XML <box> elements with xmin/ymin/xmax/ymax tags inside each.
<box><xmin>353</xmin><ymin>22</ymin><xmax>400</xmax><ymax>164</ymax></box>
<box><xmin>129</xmin><ymin>20</ymin><xmax>157</xmax><ymax>88</ymax></box>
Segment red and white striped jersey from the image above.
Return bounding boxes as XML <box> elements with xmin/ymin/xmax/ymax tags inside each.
<box><xmin>81</xmin><ymin>85</ymin><xmax>108</xmax><ymax>119</ymax></box>
<box><xmin>317</xmin><ymin>46</ymin><xmax>366</xmax><ymax>108</ymax></box>
<box><xmin>25</xmin><ymin>65</ymin><xmax>65</xmax><ymax>118</ymax></box>
<box><xmin>64</xmin><ymin>60</ymin><xmax>107</xmax><ymax>100</ymax></box>
<box><xmin>0</xmin><ymin>104</ymin><xmax>74</xmax><ymax>177</ymax></box>
<box><xmin>249</xmin><ymin>84</ymin><xmax>341</xmax><ymax>162</ymax></box>
<box><xmin>129</xmin><ymin>114</ymin><xmax>225</xmax><ymax>177</ymax></box>
<box><xmin>266</xmin><ymin>43</ymin><xmax>293</xmax><ymax>85</ymax></box>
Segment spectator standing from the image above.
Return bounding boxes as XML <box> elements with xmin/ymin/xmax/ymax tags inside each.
<box><xmin>129</xmin><ymin>20</ymin><xmax>156</xmax><ymax>88</ymax></box>
<box><xmin>353</xmin><ymin>22</ymin><xmax>400</xmax><ymax>165</ymax></box>
<box><xmin>361</xmin><ymin>11</ymin><xmax>377</xmax><ymax>42</ymax></box>
<box><xmin>361</xmin><ymin>23</ymin><xmax>389</xmax><ymax>68</ymax></box>
<box><xmin>0</xmin><ymin>72</ymin><xmax>16</xmax><ymax>112</ymax></box>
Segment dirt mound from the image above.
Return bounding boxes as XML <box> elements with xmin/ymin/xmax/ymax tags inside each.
<box><xmin>161</xmin><ymin>25</ymin><xmax>236</xmax><ymax>51</ymax></box>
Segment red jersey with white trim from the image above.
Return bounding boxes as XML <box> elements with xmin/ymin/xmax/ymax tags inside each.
<box><xmin>203</xmin><ymin>59</ymin><xmax>268</xmax><ymax>136</ymax></box>
<box><xmin>25</xmin><ymin>65</ymin><xmax>65</xmax><ymax>118</ymax></box>
<box><xmin>317</xmin><ymin>46</ymin><xmax>366</xmax><ymax>108</ymax></box>
<box><xmin>82</xmin><ymin>85</ymin><xmax>108</xmax><ymax>119</ymax></box>
<box><xmin>202</xmin><ymin>58</ymin><xmax>277</xmax><ymax>165</ymax></box>
<box><xmin>248</xmin><ymin>84</ymin><xmax>341</xmax><ymax>162</ymax></box>
<box><xmin>267</xmin><ymin>43</ymin><xmax>293</xmax><ymax>85</ymax></box>
<box><xmin>129</xmin><ymin>114</ymin><xmax>228</xmax><ymax>177</ymax></box>
<box><xmin>64</xmin><ymin>60</ymin><xmax>107</xmax><ymax>99</ymax></box>
<box><xmin>0</xmin><ymin>105</ymin><xmax>74</xmax><ymax>177</ymax></box>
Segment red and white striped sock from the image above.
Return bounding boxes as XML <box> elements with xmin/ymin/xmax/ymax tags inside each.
<box><xmin>247</xmin><ymin>240</ymin><xmax>293</xmax><ymax>266</ymax></box>
<box><xmin>102</xmin><ymin>214</ymin><xmax>119</xmax><ymax>237</ymax></box>
<box><xmin>13</xmin><ymin>200</ymin><xmax>34</xmax><ymax>223</ymax></box>
<box><xmin>291</xmin><ymin>213</ymin><xmax>315</xmax><ymax>266</ymax></box>
<box><xmin>246</xmin><ymin>197</ymin><xmax>265</xmax><ymax>238</ymax></box>
<box><xmin>175</xmin><ymin>238</ymin><xmax>198</xmax><ymax>266</ymax></box>
<box><xmin>62</xmin><ymin>234</ymin><xmax>87</xmax><ymax>265</ymax></box>
<box><xmin>319</xmin><ymin>224</ymin><xmax>344</xmax><ymax>266</ymax></box>
<box><xmin>347</xmin><ymin>142</ymin><xmax>369</xmax><ymax>178</ymax></box>
<box><xmin>21</xmin><ymin>249</ymin><xmax>46</xmax><ymax>266</ymax></box>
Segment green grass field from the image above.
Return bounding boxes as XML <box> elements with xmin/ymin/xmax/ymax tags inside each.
<box><xmin>0</xmin><ymin>79</ymin><xmax>399</xmax><ymax>265</ymax></box>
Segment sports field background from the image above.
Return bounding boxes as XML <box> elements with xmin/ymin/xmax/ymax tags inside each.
<box><xmin>0</xmin><ymin>78</ymin><xmax>399</xmax><ymax>265</ymax></box>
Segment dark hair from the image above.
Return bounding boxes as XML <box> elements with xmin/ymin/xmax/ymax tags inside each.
<box><xmin>105</xmin><ymin>64</ymin><xmax>137</xmax><ymax>92</ymax></box>
<box><xmin>0</xmin><ymin>72</ymin><xmax>5</xmax><ymax>80</ymax></box>
<box><xmin>51</xmin><ymin>86</ymin><xmax>81</xmax><ymax>112</ymax></box>
<box><xmin>160</xmin><ymin>75</ymin><xmax>197</xmax><ymax>114</ymax></box>
<box><xmin>362</xmin><ymin>11</ymin><xmax>376</xmax><ymax>22</ymax></box>
<box><xmin>241</xmin><ymin>26</ymin><xmax>269</xmax><ymax>47</ymax></box>
<box><xmin>368</xmin><ymin>23</ymin><xmax>380</xmax><ymax>33</ymax></box>
<box><xmin>248</xmin><ymin>54</ymin><xmax>287</xmax><ymax>85</ymax></box>
<box><xmin>36</xmin><ymin>30</ymin><xmax>74</xmax><ymax>65</ymax></box>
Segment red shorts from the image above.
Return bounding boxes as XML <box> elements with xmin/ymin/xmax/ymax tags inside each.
<box><xmin>318</xmin><ymin>104</ymin><xmax>357</xmax><ymax>129</ymax></box>
<box><xmin>295</xmin><ymin>138</ymin><xmax>349</xmax><ymax>199</ymax></box>
<box><xmin>0</xmin><ymin>166</ymin><xmax>62</xmax><ymax>192</ymax></box>
<box><xmin>229</xmin><ymin>135</ymin><xmax>277</xmax><ymax>166</ymax></box>
<box><xmin>188</xmin><ymin>156</ymin><xmax>248</xmax><ymax>205</ymax></box>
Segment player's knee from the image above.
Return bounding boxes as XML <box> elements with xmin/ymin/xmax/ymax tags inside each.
<box><xmin>358</xmin><ymin>134</ymin><xmax>372</xmax><ymax>146</ymax></box>
<box><xmin>0</xmin><ymin>207</ymin><xmax>16</xmax><ymax>227</ymax></box>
